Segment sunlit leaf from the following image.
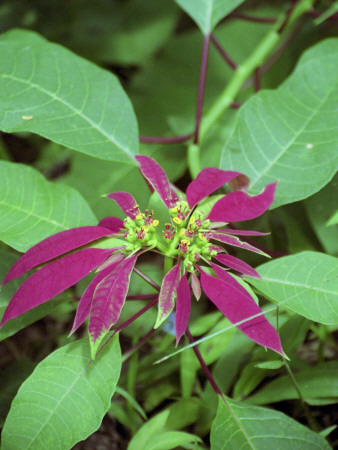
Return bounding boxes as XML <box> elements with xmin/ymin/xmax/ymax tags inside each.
<box><xmin>221</xmin><ymin>39</ymin><xmax>338</xmax><ymax>207</ymax></box>
<box><xmin>1</xmin><ymin>335</ymin><xmax>121</xmax><ymax>450</ymax></box>
<box><xmin>0</xmin><ymin>29</ymin><xmax>138</xmax><ymax>162</ymax></box>
<box><xmin>248</xmin><ymin>251</ymin><xmax>338</xmax><ymax>325</ymax></box>
<box><xmin>0</xmin><ymin>162</ymin><xmax>96</xmax><ymax>252</ymax></box>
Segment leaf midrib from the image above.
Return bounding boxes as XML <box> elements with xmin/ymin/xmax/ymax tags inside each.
<box><xmin>0</xmin><ymin>72</ymin><xmax>134</xmax><ymax>160</ymax></box>
<box><xmin>258</xmin><ymin>277</ymin><xmax>337</xmax><ymax>296</ymax></box>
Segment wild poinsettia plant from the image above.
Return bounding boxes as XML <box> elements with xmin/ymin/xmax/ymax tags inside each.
<box><xmin>1</xmin><ymin>155</ymin><xmax>283</xmax><ymax>358</ymax></box>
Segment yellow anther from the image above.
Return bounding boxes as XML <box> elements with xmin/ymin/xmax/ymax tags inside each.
<box><xmin>181</xmin><ymin>239</ymin><xmax>190</xmax><ymax>246</ymax></box>
<box><xmin>173</xmin><ymin>217</ymin><xmax>181</xmax><ymax>225</ymax></box>
<box><xmin>198</xmin><ymin>233</ymin><xmax>206</xmax><ymax>241</ymax></box>
<box><xmin>180</xmin><ymin>228</ymin><xmax>187</xmax><ymax>236</ymax></box>
<box><xmin>153</xmin><ymin>220</ymin><xmax>159</xmax><ymax>227</ymax></box>
<box><xmin>170</xmin><ymin>206</ymin><xmax>179</xmax><ymax>214</ymax></box>
<box><xmin>135</xmin><ymin>213</ymin><xmax>144</xmax><ymax>221</ymax></box>
<box><xmin>143</xmin><ymin>226</ymin><xmax>149</xmax><ymax>232</ymax></box>
<box><xmin>189</xmin><ymin>216</ymin><xmax>196</xmax><ymax>224</ymax></box>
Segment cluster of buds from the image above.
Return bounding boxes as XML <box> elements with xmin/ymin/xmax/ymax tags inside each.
<box><xmin>123</xmin><ymin>209</ymin><xmax>159</xmax><ymax>252</ymax></box>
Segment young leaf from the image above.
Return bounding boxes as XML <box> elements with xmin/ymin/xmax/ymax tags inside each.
<box><xmin>89</xmin><ymin>255</ymin><xmax>137</xmax><ymax>358</ymax></box>
<box><xmin>186</xmin><ymin>168</ymin><xmax>241</xmax><ymax>208</ymax></box>
<box><xmin>175</xmin><ymin>0</ymin><xmax>246</xmax><ymax>35</ymax></box>
<box><xmin>0</xmin><ymin>29</ymin><xmax>138</xmax><ymax>162</ymax></box>
<box><xmin>191</xmin><ymin>272</ymin><xmax>201</xmax><ymax>301</ymax></box>
<box><xmin>199</xmin><ymin>269</ymin><xmax>284</xmax><ymax>355</ymax></box>
<box><xmin>0</xmin><ymin>248</ymin><xmax>112</xmax><ymax>327</ymax></box>
<box><xmin>215</xmin><ymin>228</ymin><xmax>269</xmax><ymax>237</ymax></box>
<box><xmin>215</xmin><ymin>254</ymin><xmax>260</xmax><ymax>278</ymax></box>
<box><xmin>248</xmin><ymin>251</ymin><xmax>338</xmax><ymax>325</ymax></box>
<box><xmin>155</xmin><ymin>263</ymin><xmax>181</xmax><ymax>328</ymax></box>
<box><xmin>221</xmin><ymin>38</ymin><xmax>338</xmax><ymax>207</ymax></box>
<box><xmin>210</xmin><ymin>396</ymin><xmax>331</xmax><ymax>449</ymax></box>
<box><xmin>107</xmin><ymin>191</ymin><xmax>140</xmax><ymax>218</ymax></box>
<box><xmin>208</xmin><ymin>183</ymin><xmax>277</xmax><ymax>223</ymax></box>
<box><xmin>0</xmin><ymin>162</ymin><xmax>97</xmax><ymax>252</ymax></box>
<box><xmin>70</xmin><ymin>255</ymin><xmax>124</xmax><ymax>334</ymax></box>
<box><xmin>1</xmin><ymin>335</ymin><xmax>121</xmax><ymax>450</ymax></box>
<box><xmin>136</xmin><ymin>155</ymin><xmax>178</xmax><ymax>208</ymax></box>
<box><xmin>3</xmin><ymin>226</ymin><xmax>113</xmax><ymax>284</ymax></box>
<box><xmin>175</xmin><ymin>274</ymin><xmax>191</xmax><ymax>345</ymax></box>
<box><xmin>210</xmin><ymin>233</ymin><xmax>269</xmax><ymax>257</ymax></box>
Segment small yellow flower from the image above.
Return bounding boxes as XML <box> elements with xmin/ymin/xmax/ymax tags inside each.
<box><xmin>135</xmin><ymin>213</ymin><xmax>144</xmax><ymax>221</ymax></box>
<box><xmin>173</xmin><ymin>217</ymin><xmax>181</xmax><ymax>225</ymax></box>
<box><xmin>181</xmin><ymin>239</ymin><xmax>190</xmax><ymax>246</ymax></box>
<box><xmin>152</xmin><ymin>220</ymin><xmax>159</xmax><ymax>227</ymax></box>
<box><xmin>180</xmin><ymin>228</ymin><xmax>187</xmax><ymax>236</ymax></box>
<box><xmin>198</xmin><ymin>232</ymin><xmax>206</xmax><ymax>241</ymax></box>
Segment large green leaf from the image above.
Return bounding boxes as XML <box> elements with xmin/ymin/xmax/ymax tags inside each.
<box><xmin>220</xmin><ymin>38</ymin><xmax>338</xmax><ymax>207</ymax></box>
<box><xmin>248</xmin><ymin>252</ymin><xmax>338</xmax><ymax>325</ymax></box>
<box><xmin>1</xmin><ymin>335</ymin><xmax>121</xmax><ymax>450</ymax></box>
<box><xmin>0</xmin><ymin>161</ymin><xmax>97</xmax><ymax>252</ymax></box>
<box><xmin>210</xmin><ymin>397</ymin><xmax>330</xmax><ymax>449</ymax></box>
<box><xmin>0</xmin><ymin>29</ymin><xmax>138</xmax><ymax>163</ymax></box>
<box><xmin>175</xmin><ymin>0</ymin><xmax>246</xmax><ymax>34</ymax></box>
<box><xmin>245</xmin><ymin>361</ymin><xmax>338</xmax><ymax>406</ymax></box>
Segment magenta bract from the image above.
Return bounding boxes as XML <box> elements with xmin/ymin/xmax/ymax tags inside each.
<box><xmin>98</xmin><ymin>216</ymin><xmax>124</xmax><ymax>232</ymax></box>
<box><xmin>0</xmin><ymin>248</ymin><xmax>112</xmax><ymax>327</ymax></box>
<box><xmin>136</xmin><ymin>155</ymin><xmax>178</xmax><ymax>208</ymax></box>
<box><xmin>208</xmin><ymin>182</ymin><xmax>277</xmax><ymax>222</ymax></box>
<box><xmin>215</xmin><ymin>228</ymin><xmax>268</xmax><ymax>237</ymax></box>
<box><xmin>2</xmin><ymin>226</ymin><xmax>113</xmax><ymax>285</ymax></box>
<box><xmin>186</xmin><ymin>168</ymin><xmax>242</xmax><ymax>208</ymax></box>
<box><xmin>175</xmin><ymin>274</ymin><xmax>191</xmax><ymax>345</ymax></box>
<box><xmin>89</xmin><ymin>255</ymin><xmax>137</xmax><ymax>343</ymax></box>
<box><xmin>107</xmin><ymin>191</ymin><xmax>140</xmax><ymax>218</ymax></box>
<box><xmin>215</xmin><ymin>254</ymin><xmax>260</xmax><ymax>278</ymax></box>
<box><xmin>210</xmin><ymin>232</ymin><xmax>268</xmax><ymax>256</ymax></box>
<box><xmin>191</xmin><ymin>272</ymin><xmax>201</xmax><ymax>301</ymax></box>
<box><xmin>155</xmin><ymin>263</ymin><xmax>181</xmax><ymax>328</ymax></box>
<box><xmin>199</xmin><ymin>269</ymin><xmax>284</xmax><ymax>355</ymax></box>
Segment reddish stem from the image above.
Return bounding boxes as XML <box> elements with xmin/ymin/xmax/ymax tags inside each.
<box><xmin>278</xmin><ymin>0</ymin><xmax>299</xmax><ymax>33</ymax></box>
<box><xmin>122</xmin><ymin>328</ymin><xmax>156</xmax><ymax>360</ymax></box>
<box><xmin>210</xmin><ymin>34</ymin><xmax>237</xmax><ymax>70</ymax></box>
<box><xmin>133</xmin><ymin>267</ymin><xmax>161</xmax><ymax>291</ymax></box>
<box><xmin>230</xmin><ymin>102</ymin><xmax>242</xmax><ymax>109</ymax></box>
<box><xmin>254</xmin><ymin>68</ymin><xmax>261</xmax><ymax>92</ymax></box>
<box><xmin>185</xmin><ymin>328</ymin><xmax>222</xmax><ymax>396</ymax></box>
<box><xmin>308</xmin><ymin>9</ymin><xmax>338</xmax><ymax>20</ymax></box>
<box><xmin>194</xmin><ymin>33</ymin><xmax>211</xmax><ymax>144</ymax></box>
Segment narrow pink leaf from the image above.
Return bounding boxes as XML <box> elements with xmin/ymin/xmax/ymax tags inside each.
<box><xmin>215</xmin><ymin>254</ymin><xmax>261</xmax><ymax>278</ymax></box>
<box><xmin>95</xmin><ymin>251</ymin><xmax>125</xmax><ymax>272</ymax></box>
<box><xmin>175</xmin><ymin>275</ymin><xmax>191</xmax><ymax>345</ymax></box>
<box><xmin>70</xmin><ymin>263</ymin><xmax>119</xmax><ymax>334</ymax></box>
<box><xmin>98</xmin><ymin>216</ymin><xmax>124</xmax><ymax>232</ymax></box>
<box><xmin>186</xmin><ymin>168</ymin><xmax>242</xmax><ymax>208</ymax></box>
<box><xmin>191</xmin><ymin>272</ymin><xmax>201</xmax><ymax>301</ymax></box>
<box><xmin>89</xmin><ymin>255</ymin><xmax>137</xmax><ymax>342</ymax></box>
<box><xmin>210</xmin><ymin>263</ymin><xmax>257</xmax><ymax>303</ymax></box>
<box><xmin>107</xmin><ymin>191</ymin><xmax>140</xmax><ymax>218</ymax></box>
<box><xmin>155</xmin><ymin>263</ymin><xmax>181</xmax><ymax>328</ymax></box>
<box><xmin>199</xmin><ymin>269</ymin><xmax>284</xmax><ymax>355</ymax></box>
<box><xmin>208</xmin><ymin>182</ymin><xmax>278</xmax><ymax>222</ymax></box>
<box><xmin>210</xmin><ymin>232</ymin><xmax>269</xmax><ymax>257</ymax></box>
<box><xmin>0</xmin><ymin>248</ymin><xmax>112</xmax><ymax>327</ymax></box>
<box><xmin>2</xmin><ymin>226</ymin><xmax>113</xmax><ymax>285</ymax></box>
<box><xmin>215</xmin><ymin>228</ymin><xmax>268</xmax><ymax>236</ymax></box>
<box><xmin>135</xmin><ymin>155</ymin><xmax>178</xmax><ymax>208</ymax></box>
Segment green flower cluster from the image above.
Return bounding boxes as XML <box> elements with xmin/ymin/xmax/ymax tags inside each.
<box><xmin>122</xmin><ymin>201</ymin><xmax>216</xmax><ymax>272</ymax></box>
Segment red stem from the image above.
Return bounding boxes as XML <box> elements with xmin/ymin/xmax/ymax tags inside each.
<box><xmin>210</xmin><ymin>34</ymin><xmax>237</xmax><ymax>70</ymax></box>
<box><xmin>278</xmin><ymin>0</ymin><xmax>299</xmax><ymax>34</ymax></box>
<box><xmin>133</xmin><ymin>267</ymin><xmax>161</xmax><ymax>291</ymax></box>
<box><xmin>227</xmin><ymin>12</ymin><xmax>277</xmax><ymax>24</ymax></box>
<box><xmin>127</xmin><ymin>294</ymin><xmax>158</xmax><ymax>300</ymax></box>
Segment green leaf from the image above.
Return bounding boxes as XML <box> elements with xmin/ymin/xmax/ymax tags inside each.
<box><xmin>175</xmin><ymin>0</ymin><xmax>246</xmax><ymax>34</ymax></box>
<box><xmin>0</xmin><ymin>161</ymin><xmax>97</xmax><ymax>252</ymax></box>
<box><xmin>128</xmin><ymin>410</ymin><xmax>169</xmax><ymax>450</ymax></box>
<box><xmin>0</xmin><ymin>29</ymin><xmax>138</xmax><ymax>163</ymax></box>
<box><xmin>246</xmin><ymin>361</ymin><xmax>338</xmax><ymax>405</ymax></box>
<box><xmin>1</xmin><ymin>335</ymin><xmax>121</xmax><ymax>450</ymax></box>
<box><xmin>220</xmin><ymin>38</ymin><xmax>338</xmax><ymax>207</ymax></box>
<box><xmin>326</xmin><ymin>210</ymin><xmax>338</xmax><ymax>226</ymax></box>
<box><xmin>211</xmin><ymin>396</ymin><xmax>331</xmax><ymax>449</ymax></box>
<box><xmin>305</xmin><ymin>175</ymin><xmax>338</xmax><ymax>256</ymax></box>
<box><xmin>248</xmin><ymin>251</ymin><xmax>338</xmax><ymax>325</ymax></box>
